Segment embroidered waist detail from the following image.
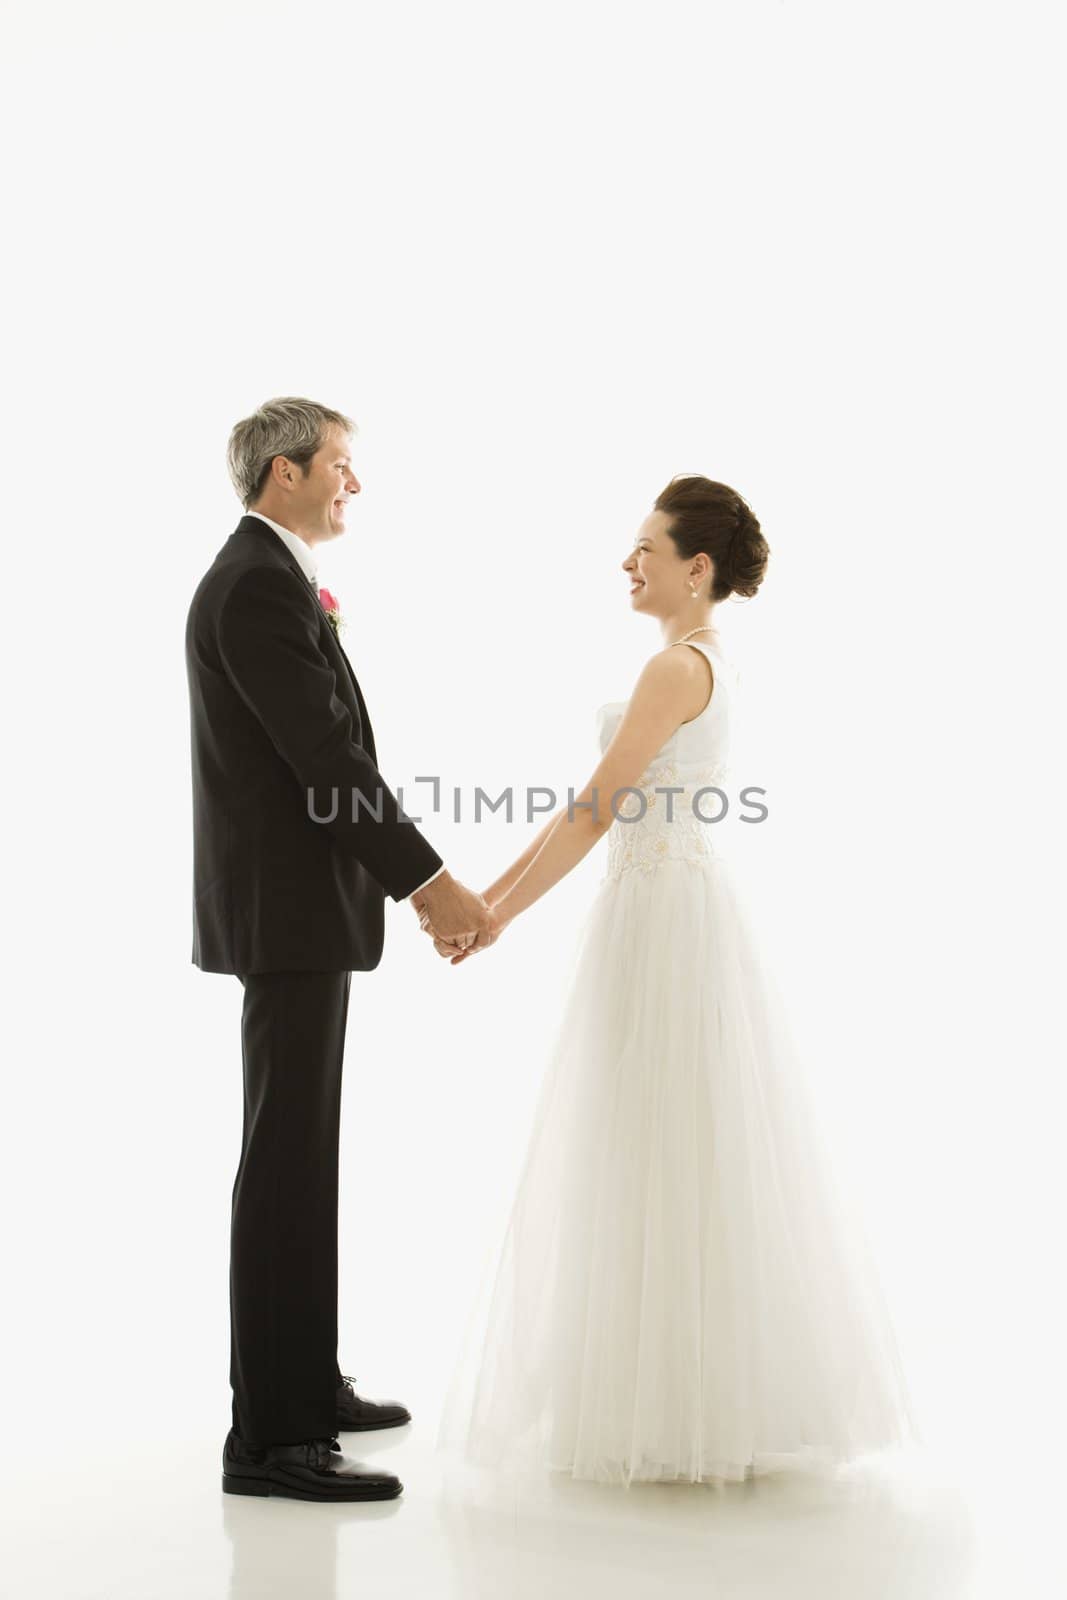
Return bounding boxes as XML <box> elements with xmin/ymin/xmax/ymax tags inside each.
<box><xmin>603</xmin><ymin>761</ymin><xmax>731</xmax><ymax>880</ymax></box>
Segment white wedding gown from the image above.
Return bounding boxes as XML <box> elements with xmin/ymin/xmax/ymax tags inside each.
<box><xmin>438</xmin><ymin>640</ymin><xmax>919</xmax><ymax>1488</ymax></box>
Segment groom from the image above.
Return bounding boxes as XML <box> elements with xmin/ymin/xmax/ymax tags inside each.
<box><xmin>185</xmin><ymin>396</ymin><xmax>491</xmax><ymax>1502</ymax></box>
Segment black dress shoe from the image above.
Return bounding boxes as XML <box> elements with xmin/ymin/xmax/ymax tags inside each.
<box><xmin>336</xmin><ymin>1373</ymin><xmax>412</xmax><ymax>1431</ymax></box>
<box><xmin>222</xmin><ymin>1428</ymin><xmax>402</xmax><ymax>1501</ymax></box>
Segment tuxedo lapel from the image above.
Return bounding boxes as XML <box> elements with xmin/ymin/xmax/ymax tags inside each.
<box><xmin>230</xmin><ymin>516</ymin><xmax>378</xmax><ymax>763</ymax></box>
<box><xmin>333</xmin><ymin>636</ymin><xmax>378</xmax><ymax>765</ymax></box>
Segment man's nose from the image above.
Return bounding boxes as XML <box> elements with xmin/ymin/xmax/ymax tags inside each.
<box><xmin>348</xmin><ymin>474</ymin><xmax>361</xmax><ymax>494</ymax></box>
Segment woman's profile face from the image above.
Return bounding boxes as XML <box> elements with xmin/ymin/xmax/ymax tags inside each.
<box><xmin>621</xmin><ymin>510</ymin><xmax>686</xmax><ymax>615</ymax></box>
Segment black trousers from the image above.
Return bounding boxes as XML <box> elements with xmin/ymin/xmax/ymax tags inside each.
<box><xmin>230</xmin><ymin>969</ymin><xmax>352</xmax><ymax>1446</ymax></box>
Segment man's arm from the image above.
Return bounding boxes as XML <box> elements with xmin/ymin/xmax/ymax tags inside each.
<box><xmin>407</xmin><ymin>862</ymin><xmax>447</xmax><ymax>900</ymax></box>
<box><xmin>217</xmin><ymin>565</ymin><xmax>443</xmax><ymax>901</ymax></box>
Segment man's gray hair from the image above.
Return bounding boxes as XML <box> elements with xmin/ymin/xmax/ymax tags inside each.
<box><xmin>227</xmin><ymin>396</ymin><xmax>357</xmax><ymax>509</ymax></box>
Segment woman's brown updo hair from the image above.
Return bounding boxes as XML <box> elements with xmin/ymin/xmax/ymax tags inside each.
<box><xmin>654</xmin><ymin>475</ymin><xmax>769</xmax><ymax>602</ymax></box>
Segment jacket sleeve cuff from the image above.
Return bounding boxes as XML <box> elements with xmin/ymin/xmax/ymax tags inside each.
<box><xmin>405</xmin><ymin>863</ymin><xmax>448</xmax><ymax>901</ymax></box>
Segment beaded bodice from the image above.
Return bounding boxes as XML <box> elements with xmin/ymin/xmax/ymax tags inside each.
<box><xmin>595</xmin><ymin>641</ymin><xmax>735</xmax><ymax>881</ymax></box>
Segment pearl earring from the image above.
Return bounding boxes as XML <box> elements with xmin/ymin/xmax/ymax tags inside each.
<box><xmin>690</xmin><ymin>584</ymin><xmax>699</xmax><ymax>599</ymax></box>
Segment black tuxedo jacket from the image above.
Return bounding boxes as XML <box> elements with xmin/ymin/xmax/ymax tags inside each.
<box><xmin>185</xmin><ymin>515</ymin><xmax>443</xmax><ymax>974</ymax></box>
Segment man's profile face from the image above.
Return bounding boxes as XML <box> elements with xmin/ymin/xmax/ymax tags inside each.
<box><xmin>289</xmin><ymin>425</ymin><xmax>360</xmax><ymax>543</ymax></box>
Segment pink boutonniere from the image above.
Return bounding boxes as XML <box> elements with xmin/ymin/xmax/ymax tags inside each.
<box><xmin>318</xmin><ymin>586</ymin><xmax>345</xmax><ymax>638</ymax></box>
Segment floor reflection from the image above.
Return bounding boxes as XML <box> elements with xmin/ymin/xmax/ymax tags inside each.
<box><xmin>433</xmin><ymin>1447</ymin><xmax>976</xmax><ymax>1600</ymax></box>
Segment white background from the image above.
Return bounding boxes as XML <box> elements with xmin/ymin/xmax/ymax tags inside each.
<box><xmin>2</xmin><ymin>2</ymin><xmax>1064</xmax><ymax>1596</ymax></box>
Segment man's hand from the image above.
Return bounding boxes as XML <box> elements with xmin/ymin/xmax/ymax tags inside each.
<box><xmin>410</xmin><ymin>870</ymin><xmax>491</xmax><ymax>951</ymax></box>
<box><xmin>432</xmin><ymin>901</ymin><xmax>507</xmax><ymax>965</ymax></box>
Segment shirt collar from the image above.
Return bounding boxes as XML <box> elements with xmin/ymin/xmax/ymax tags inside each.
<box><xmin>246</xmin><ymin>511</ymin><xmax>318</xmax><ymax>589</ymax></box>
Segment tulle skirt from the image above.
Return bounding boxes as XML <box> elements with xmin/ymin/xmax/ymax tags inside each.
<box><xmin>438</xmin><ymin>854</ymin><xmax>920</xmax><ymax>1488</ymax></box>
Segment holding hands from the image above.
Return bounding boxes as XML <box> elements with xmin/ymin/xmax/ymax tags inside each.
<box><xmin>410</xmin><ymin>802</ymin><xmax>572</xmax><ymax>966</ymax></box>
<box><xmin>410</xmin><ymin>871</ymin><xmax>507</xmax><ymax>965</ymax></box>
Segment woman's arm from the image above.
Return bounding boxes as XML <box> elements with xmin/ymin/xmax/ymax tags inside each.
<box><xmin>446</xmin><ymin>646</ymin><xmax>713</xmax><ymax>962</ymax></box>
<box><xmin>483</xmin><ymin>808</ymin><xmax>567</xmax><ymax>904</ymax></box>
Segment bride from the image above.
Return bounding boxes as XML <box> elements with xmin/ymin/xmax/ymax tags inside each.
<box><xmin>430</xmin><ymin>475</ymin><xmax>919</xmax><ymax>1488</ymax></box>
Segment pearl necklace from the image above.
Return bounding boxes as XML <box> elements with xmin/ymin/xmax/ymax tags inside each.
<box><xmin>669</xmin><ymin>625</ymin><xmax>717</xmax><ymax>648</ymax></box>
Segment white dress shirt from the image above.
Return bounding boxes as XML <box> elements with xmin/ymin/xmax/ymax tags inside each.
<box><xmin>245</xmin><ymin>510</ymin><xmax>446</xmax><ymax>902</ymax></box>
